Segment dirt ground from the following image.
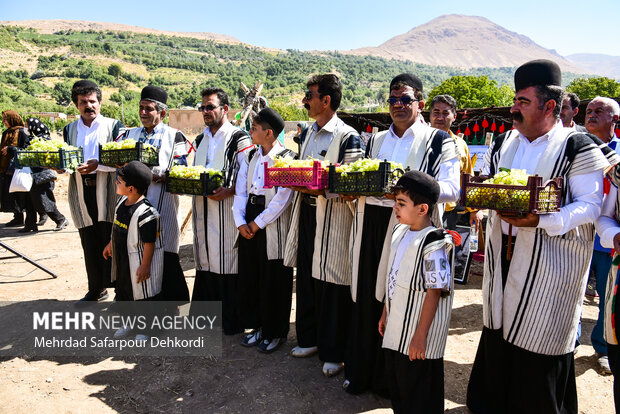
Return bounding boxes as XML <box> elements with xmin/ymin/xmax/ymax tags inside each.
<box><xmin>0</xmin><ymin>173</ymin><xmax>614</xmax><ymax>414</ymax></box>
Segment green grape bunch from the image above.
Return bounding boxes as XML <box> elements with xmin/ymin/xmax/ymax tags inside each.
<box><xmin>467</xmin><ymin>168</ymin><xmax>532</xmax><ymax>211</ymax></box>
<box><xmin>19</xmin><ymin>138</ymin><xmax>80</xmax><ymax>169</ymax></box>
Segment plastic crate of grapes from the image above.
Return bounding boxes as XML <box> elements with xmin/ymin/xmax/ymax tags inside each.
<box><xmin>15</xmin><ymin>147</ymin><xmax>84</xmax><ymax>170</ymax></box>
<box><xmin>99</xmin><ymin>141</ymin><xmax>159</xmax><ymax>167</ymax></box>
<box><xmin>165</xmin><ymin>170</ymin><xmax>223</xmax><ymax>196</ymax></box>
<box><xmin>460</xmin><ymin>173</ymin><xmax>562</xmax><ymax>215</ymax></box>
<box><xmin>263</xmin><ymin>160</ymin><xmax>328</xmax><ymax>190</ymax></box>
<box><xmin>328</xmin><ymin>161</ymin><xmax>405</xmax><ymax>196</ymax></box>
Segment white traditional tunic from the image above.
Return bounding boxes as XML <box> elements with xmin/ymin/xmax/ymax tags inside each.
<box><xmin>232</xmin><ymin>142</ymin><xmax>295</xmax><ymax>260</ymax></box>
<box><xmin>119</xmin><ymin>122</ymin><xmax>189</xmax><ymax>253</ymax></box>
<box><xmin>283</xmin><ymin>115</ymin><xmax>365</xmax><ymax>285</ymax></box>
<box><xmin>191</xmin><ymin>120</ymin><xmax>252</xmax><ymax>275</ymax></box>
<box><xmin>64</xmin><ymin>115</ymin><xmax>121</xmax><ymax>229</ymax></box>
<box><xmin>382</xmin><ymin>224</ymin><xmax>454</xmax><ymax>359</ymax></box>
<box><xmin>110</xmin><ymin>197</ymin><xmax>164</xmax><ymax>300</ymax></box>
<box><xmin>366</xmin><ymin>121</ymin><xmax>460</xmax><ymax>302</ymax></box>
<box><xmin>481</xmin><ymin>123</ymin><xmax>615</xmax><ymax>355</ymax></box>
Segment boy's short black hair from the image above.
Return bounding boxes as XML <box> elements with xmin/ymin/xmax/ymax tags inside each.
<box><xmin>118</xmin><ymin>161</ymin><xmax>152</xmax><ymax>195</ymax></box>
<box><xmin>392</xmin><ymin>170</ymin><xmax>440</xmax><ymax>214</ymax></box>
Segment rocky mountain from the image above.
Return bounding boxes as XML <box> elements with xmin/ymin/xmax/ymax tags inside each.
<box><xmin>345</xmin><ymin>14</ymin><xmax>587</xmax><ymax>73</ymax></box>
<box><xmin>565</xmin><ymin>53</ymin><xmax>620</xmax><ymax>80</ymax></box>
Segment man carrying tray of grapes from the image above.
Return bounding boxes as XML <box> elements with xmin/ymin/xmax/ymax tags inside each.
<box><xmin>116</xmin><ymin>85</ymin><xmax>191</xmax><ymax>303</ymax></box>
<box><xmin>63</xmin><ymin>80</ymin><xmax>122</xmax><ymax>303</ymax></box>
<box><xmin>466</xmin><ymin>60</ymin><xmax>620</xmax><ymax>414</ymax></box>
<box><xmin>344</xmin><ymin>74</ymin><xmax>460</xmax><ymax>395</ymax></box>
<box><xmin>282</xmin><ymin>74</ymin><xmax>365</xmax><ymax>377</ymax></box>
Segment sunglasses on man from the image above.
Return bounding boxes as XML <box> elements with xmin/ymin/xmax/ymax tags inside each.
<box><xmin>197</xmin><ymin>104</ymin><xmax>222</xmax><ymax>112</ymax></box>
<box><xmin>386</xmin><ymin>96</ymin><xmax>419</xmax><ymax>106</ymax></box>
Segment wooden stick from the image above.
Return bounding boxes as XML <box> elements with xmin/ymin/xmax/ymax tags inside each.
<box><xmin>180</xmin><ymin>208</ymin><xmax>192</xmax><ymax>239</ymax></box>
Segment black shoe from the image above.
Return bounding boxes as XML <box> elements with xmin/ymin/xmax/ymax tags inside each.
<box><xmin>4</xmin><ymin>218</ymin><xmax>24</xmax><ymax>227</ymax></box>
<box><xmin>53</xmin><ymin>219</ymin><xmax>69</xmax><ymax>231</ymax></box>
<box><xmin>18</xmin><ymin>225</ymin><xmax>38</xmax><ymax>233</ymax></box>
<box><xmin>241</xmin><ymin>330</ymin><xmax>262</xmax><ymax>347</ymax></box>
<box><xmin>37</xmin><ymin>215</ymin><xmax>48</xmax><ymax>226</ymax></box>
<box><xmin>78</xmin><ymin>290</ymin><xmax>109</xmax><ymax>302</ymax></box>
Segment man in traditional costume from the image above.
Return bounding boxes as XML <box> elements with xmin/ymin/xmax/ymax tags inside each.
<box><xmin>584</xmin><ymin>96</ymin><xmax>620</xmax><ymax>374</ymax></box>
<box><xmin>466</xmin><ymin>60</ymin><xmax>616</xmax><ymax>414</ymax></box>
<box><xmin>190</xmin><ymin>87</ymin><xmax>252</xmax><ymax>335</ymax></box>
<box><xmin>283</xmin><ymin>73</ymin><xmax>365</xmax><ymax>377</ymax></box>
<box><xmin>117</xmin><ymin>85</ymin><xmax>191</xmax><ymax>302</ymax></box>
<box><xmin>560</xmin><ymin>92</ymin><xmax>587</xmax><ymax>132</ymax></box>
<box><xmin>63</xmin><ymin>80</ymin><xmax>122</xmax><ymax>303</ymax></box>
<box><xmin>344</xmin><ymin>74</ymin><xmax>460</xmax><ymax>394</ymax></box>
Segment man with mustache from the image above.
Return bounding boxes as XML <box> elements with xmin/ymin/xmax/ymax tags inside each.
<box><xmin>466</xmin><ymin>60</ymin><xmax>618</xmax><ymax>414</ymax></box>
<box><xmin>190</xmin><ymin>87</ymin><xmax>252</xmax><ymax>335</ymax></box>
<box><xmin>584</xmin><ymin>96</ymin><xmax>620</xmax><ymax>375</ymax></box>
<box><xmin>116</xmin><ymin>85</ymin><xmax>191</xmax><ymax>303</ymax></box>
<box><xmin>560</xmin><ymin>92</ymin><xmax>587</xmax><ymax>132</ymax></box>
<box><xmin>344</xmin><ymin>75</ymin><xmax>460</xmax><ymax>394</ymax></box>
<box><xmin>63</xmin><ymin>80</ymin><xmax>122</xmax><ymax>303</ymax></box>
<box><xmin>283</xmin><ymin>74</ymin><xmax>365</xmax><ymax>377</ymax></box>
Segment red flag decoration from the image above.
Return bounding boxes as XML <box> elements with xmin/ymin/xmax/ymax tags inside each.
<box><xmin>456</xmin><ymin>128</ymin><xmax>461</xmax><ymax>135</ymax></box>
<box><xmin>366</xmin><ymin>124</ymin><xmax>372</xmax><ymax>133</ymax></box>
<box><xmin>473</xmin><ymin>122</ymin><xmax>480</xmax><ymax>132</ymax></box>
<box><xmin>464</xmin><ymin>125</ymin><xmax>471</xmax><ymax>136</ymax></box>
<box><xmin>615</xmin><ymin>125</ymin><xmax>620</xmax><ymax>137</ymax></box>
<box><xmin>490</xmin><ymin>121</ymin><xmax>497</xmax><ymax>131</ymax></box>
<box><xmin>499</xmin><ymin>122</ymin><xmax>505</xmax><ymax>133</ymax></box>
<box><xmin>482</xmin><ymin>117</ymin><xmax>489</xmax><ymax>129</ymax></box>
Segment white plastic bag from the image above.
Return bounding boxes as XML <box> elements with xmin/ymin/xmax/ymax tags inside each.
<box><xmin>9</xmin><ymin>167</ymin><xmax>33</xmax><ymax>192</ymax></box>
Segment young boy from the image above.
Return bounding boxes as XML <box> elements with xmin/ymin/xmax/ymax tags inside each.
<box><xmin>378</xmin><ymin>170</ymin><xmax>455</xmax><ymax>414</ymax></box>
<box><xmin>103</xmin><ymin>161</ymin><xmax>164</xmax><ymax>340</ymax></box>
<box><xmin>232</xmin><ymin>108</ymin><xmax>295</xmax><ymax>353</ymax></box>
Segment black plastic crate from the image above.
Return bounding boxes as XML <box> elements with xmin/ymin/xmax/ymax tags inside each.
<box><xmin>328</xmin><ymin>161</ymin><xmax>405</xmax><ymax>196</ymax></box>
<box><xmin>165</xmin><ymin>171</ymin><xmax>223</xmax><ymax>196</ymax></box>
<box><xmin>99</xmin><ymin>141</ymin><xmax>159</xmax><ymax>166</ymax></box>
<box><xmin>15</xmin><ymin>147</ymin><xmax>84</xmax><ymax>170</ymax></box>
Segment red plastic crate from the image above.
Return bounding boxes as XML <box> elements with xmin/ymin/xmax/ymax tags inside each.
<box><xmin>263</xmin><ymin>160</ymin><xmax>328</xmax><ymax>190</ymax></box>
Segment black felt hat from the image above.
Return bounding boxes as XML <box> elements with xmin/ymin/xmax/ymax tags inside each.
<box><xmin>257</xmin><ymin>108</ymin><xmax>285</xmax><ymax>136</ymax></box>
<box><xmin>514</xmin><ymin>59</ymin><xmax>562</xmax><ymax>92</ymax></box>
<box><xmin>72</xmin><ymin>79</ymin><xmax>99</xmax><ymax>90</ymax></box>
<box><xmin>118</xmin><ymin>161</ymin><xmax>152</xmax><ymax>194</ymax></box>
<box><xmin>141</xmin><ymin>85</ymin><xmax>168</xmax><ymax>105</ymax></box>
<box><xmin>395</xmin><ymin>170</ymin><xmax>440</xmax><ymax>204</ymax></box>
<box><xmin>390</xmin><ymin>73</ymin><xmax>423</xmax><ymax>92</ymax></box>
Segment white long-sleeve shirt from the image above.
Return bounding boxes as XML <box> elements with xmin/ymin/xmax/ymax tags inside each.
<box><xmin>76</xmin><ymin>115</ymin><xmax>116</xmax><ymax>172</ymax></box>
<box><xmin>596</xmin><ymin>184</ymin><xmax>620</xmax><ymax>248</ymax></box>
<box><xmin>482</xmin><ymin>123</ymin><xmax>603</xmax><ymax>236</ymax></box>
<box><xmin>233</xmin><ymin>142</ymin><xmax>294</xmax><ymax>229</ymax></box>
<box><xmin>367</xmin><ymin>121</ymin><xmax>460</xmax><ymax>207</ymax></box>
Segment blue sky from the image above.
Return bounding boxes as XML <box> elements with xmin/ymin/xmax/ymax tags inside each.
<box><xmin>1</xmin><ymin>0</ymin><xmax>618</xmax><ymax>56</ymax></box>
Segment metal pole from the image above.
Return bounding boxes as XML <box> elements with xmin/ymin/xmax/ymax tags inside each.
<box><xmin>0</xmin><ymin>240</ymin><xmax>58</xmax><ymax>279</ymax></box>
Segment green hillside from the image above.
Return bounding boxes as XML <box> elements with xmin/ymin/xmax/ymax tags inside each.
<box><xmin>0</xmin><ymin>25</ymin><xmax>581</xmax><ymax>128</ymax></box>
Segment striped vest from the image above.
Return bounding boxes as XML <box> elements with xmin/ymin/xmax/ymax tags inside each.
<box><xmin>382</xmin><ymin>225</ymin><xmax>455</xmax><ymax>359</ymax></box>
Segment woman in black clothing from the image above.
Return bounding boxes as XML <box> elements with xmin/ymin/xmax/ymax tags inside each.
<box><xmin>25</xmin><ymin>117</ymin><xmax>68</xmax><ymax>231</ymax></box>
<box><xmin>0</xmin><ymin>110</ymin><xmax>32</xmax><ymax>229</ymax></box>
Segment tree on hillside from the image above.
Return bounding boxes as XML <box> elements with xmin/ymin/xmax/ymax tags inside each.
<box><xmin>52</xmin><ymin>81</ymin><xmax>73</xmax><ymax>106</ymax></box>
<box><xmin>566</xmin><ymin>77</ymin><xmax>620</xmax><ymax>100</ymax></box>
<box><xmin>428</xmin><ymin>76</ymin><xmax>513</xmax><ymax>108</ymax></box>
<box><xmin>108</xmin><ymin>63</ymin><xmax>122</xmax><ymax>79</ymax></box>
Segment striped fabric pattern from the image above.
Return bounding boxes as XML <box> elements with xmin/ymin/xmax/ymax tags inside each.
<box><xmin>121</xmin><ymin>125</ymin><xmax>189</xmax><ymax>254</ymax></box>
<box><xmin>64</xmin><ymin>117</ymin><xmax>121</xmax><ymax>229</ymax></box>
<box><xmin>483</xmin><ymin>129</ymin><xmax>612</xmax><ymax>355</ymax></box>
<box><xmin>382</xmin><ymin>225</ymin><xmax>455</xmax><ymax>359</ymax></box>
